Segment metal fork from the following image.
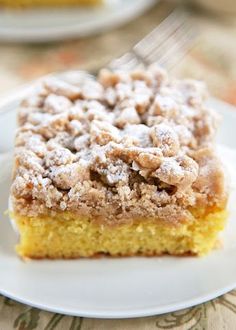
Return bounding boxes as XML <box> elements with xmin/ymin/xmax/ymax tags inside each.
<box><xmin>108</xmin><ymin>9</ymin><xmax>197</xmax><ymax>71</ymax></box>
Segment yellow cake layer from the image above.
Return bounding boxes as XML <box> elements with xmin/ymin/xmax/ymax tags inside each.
<box><xmin>12</xmin><ymin>208</ymin><xmax>227</xmax><ymax>259</ymax></box>
<box><xmin>0</xmin><ymin>0</ymin><xmax>102</xmax><ymax>7</ymax></box>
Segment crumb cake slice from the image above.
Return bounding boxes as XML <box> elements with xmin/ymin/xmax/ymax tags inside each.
<box><xmin>10</xmin><ymin>66</ymin><xmax>228</xmax><ymax>259</ymax></box>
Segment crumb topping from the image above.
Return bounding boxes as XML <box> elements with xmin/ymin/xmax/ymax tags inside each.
<box><xmin>11</xmin><ymin>65</ymin><xmax>227</xmax><ymax>222</ymax></box>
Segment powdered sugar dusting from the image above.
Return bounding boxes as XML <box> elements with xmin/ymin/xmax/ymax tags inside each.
<box><xmin>11</xmin><ymin>66</ymin><xmax>227</xmax><ymax>222</ymax></box>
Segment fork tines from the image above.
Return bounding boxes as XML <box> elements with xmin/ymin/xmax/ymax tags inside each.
<box><xmin>109</xmin><ymin>9</ymin><xmax>197</xmax><ymax>71</ymax></box>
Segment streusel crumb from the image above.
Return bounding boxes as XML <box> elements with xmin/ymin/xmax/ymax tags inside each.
<box><xmin>11</xmin><ymin>65</ymin><xmax>227</xmax><ymax>223</ymax></box>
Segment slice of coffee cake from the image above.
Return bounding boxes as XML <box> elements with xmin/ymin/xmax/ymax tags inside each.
<box><xmin>10</xmin><ymin>66</ymin><xmax>228</xmax><ymax>258</ymax></box>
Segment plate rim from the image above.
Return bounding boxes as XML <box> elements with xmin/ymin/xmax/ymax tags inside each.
<box><xmin>0</xmin><ymin>0</ymin><xmax>156</xmax><ymax>42</ymax></box>
<box><xmin>0</xmin><ymin>282</ymin><xmax>235</xmax><ymax>319</ymax></box>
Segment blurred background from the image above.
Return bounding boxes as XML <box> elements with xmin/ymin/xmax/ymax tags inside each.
<box><xmin>0</xmin><ymin>0</ymin><xmax>235</xmax><ymax>105</ymax></box>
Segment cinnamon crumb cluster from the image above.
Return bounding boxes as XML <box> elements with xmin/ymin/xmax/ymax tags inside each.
<box><xmin>11</xmin><ymin>65</ymin><xmax>227</xmax><ymax>223</ymax></box>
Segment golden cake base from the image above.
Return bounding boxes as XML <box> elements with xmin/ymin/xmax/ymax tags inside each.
<box><xmin>12</xmin><ymin>208</ymin><xmax>228</xmax><ymax>259</ymax></box>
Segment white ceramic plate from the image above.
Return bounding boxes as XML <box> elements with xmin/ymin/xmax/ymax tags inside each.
<box><xmin>1</xmin><ymin>85</ymin><xmax>236</xmax><ymax>318</ymax></box>
<box><xmin>0</xmin><ymin>0</ymin><xmax>156</xmax><ymax>42</ymax></box>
